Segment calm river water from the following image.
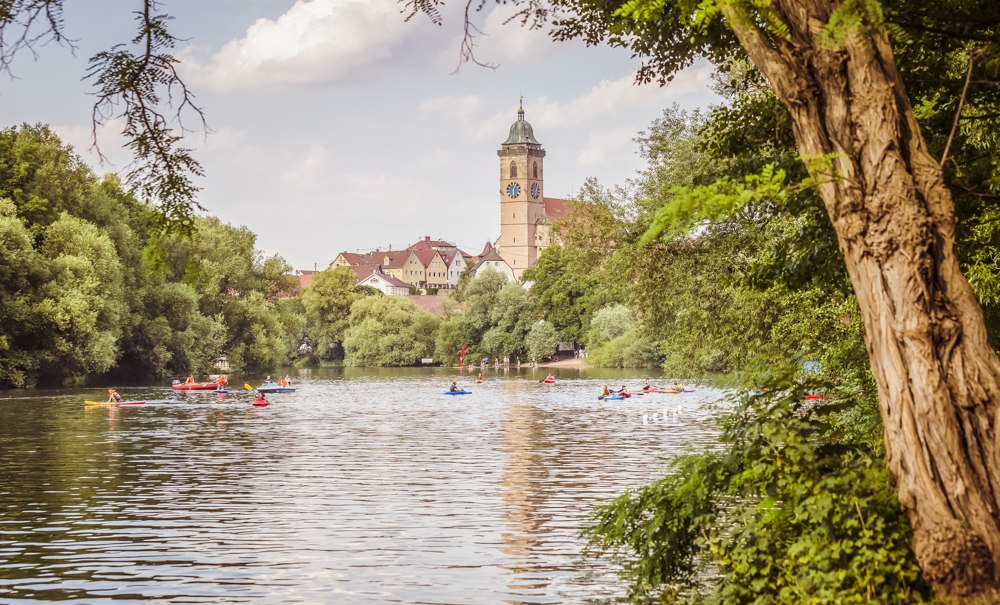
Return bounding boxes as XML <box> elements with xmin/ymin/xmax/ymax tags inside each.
<box><xmin>0</xmin><ymin>368</ymin><xmax>724</xmax><ymax>604</ymax></box>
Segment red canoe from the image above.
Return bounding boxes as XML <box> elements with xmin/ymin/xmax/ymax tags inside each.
<box><xmin>172</xmin><ymin>382</ymin><xmax>219</xmax><ymax>391</ymax></box>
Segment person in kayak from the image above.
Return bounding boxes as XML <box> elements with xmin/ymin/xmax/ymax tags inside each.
<box><xmin>252</xmin><ymin>390</ymin><xmax>269</xmax><ymax>405</ymax></box>
<box><xmin>217</xmin><ymin>374</ymin><xmax>228</xmax><ymax>387</ymax></box>
<box><xmin>476</xmin><ymin>372</ymin><xmax>484</xmax><ymax>383</ymax></box>
<box><xmin>282</xmin><ymin>375</ymin><xmax>291</xmax><ymax>387</ymax></box>
<box><xmin>618</xmin><ymin>385</ymin><xmax>630</xmax><ymax>396</ymax></box>
<box><xmin>449</xmin><ymin>380</ymin><xmax>462</xmax><ymax>392</ymax></box>
<box><xmin>185</xmin><ymin>375</ymin><xmax>194</xmax><ymax>384</ymax></box>
<box><xmin>107</xmin><ymin>389</ymin><xmax>122</xmax><ymax>403</ymax></box>
<box><xmin>642</xmin><ymin>379</ymin><xmax>652</xmax><ymax>390</ymax></box>
<box><xmin>672</xmin><ymin>380</ymin><xmax>682</xmax><ymax>391</ymax></box>
<box><xmin>599</xmin><ymin>385</ymin><xmax>613</xmax><ymax>399</ymax></box>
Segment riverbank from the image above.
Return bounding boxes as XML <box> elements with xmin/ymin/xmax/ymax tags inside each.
<box><xmin>538</xmin><ymin>358</ymin><xmax>590</xmax><ymax>369</ymax></box>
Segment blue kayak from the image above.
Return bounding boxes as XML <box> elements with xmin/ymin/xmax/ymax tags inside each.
<box><xmin>600</xmin><ymin>395</ymin><xmax>627</xmax><ymax>401</ymax></box>
<box><xmin>258</xmin><ymin>384</ymin><xmax>296</xmax><ymax>393</ymax></box>
<box><xmin>443</xmin><ymin>390</ymin><xmax>472</xmax><ymax>395</ymax></box>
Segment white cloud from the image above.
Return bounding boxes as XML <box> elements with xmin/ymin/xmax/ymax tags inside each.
<box><xmin>341</xmin><ymin>173</ymin><xmax>429</xmax><ymax>217</ymax></box>
<box><xmin>419</xmin><ymin>94</ymin><xmax>482</xmax><ymax>125</ymax></box>
<box><xmin>576</xmin><ymin>127</ymin><xmax>635</xmax><ymax>169</ymax></box>
<box><xmin>469</xmin><ymin>4</ymin><xmax>556</xmax><ymax>65</ymax></box>
<box><xmin>474</xmin><ymin>63</ymin><xmax>716</xmax><ymax>139</ymax></box>
<box><xmin>180</xmin><ymin>0</ymin><xmax>418</xmax><ymax>94</ymax></box>
<box><xmin>280</xmin><ymin>143</ymin><xmax>334</xmax><ymax>189</ymax></box>
<box><xmin>52</xmin><ymin>119</ymin><xmax>129</xmax><ymax>170</ymax></box>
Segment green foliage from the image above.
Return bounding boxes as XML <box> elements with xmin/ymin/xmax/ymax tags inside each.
<box><xmin>587</xmin><ymin>304</ymin><xmax>636</xmax><ymax>346</ymax></box>
<box><xmin>343</xmin><ymin>296</ymin><xmax>439</xmax><ymax>366</ymax></box>
<box><xmin>525</xmin><ymin>320</ymin><xmax>561</xmax><ymax>360</ymax></box>
<box><xmin>0</xmin><ymin>125</ymin><xmax>302</xmax><ymax>385</ymax></box>
<box><xmin>588</xmin><ymin>366</ymin><xmax>929</xmax><ymax>604</ymax></box>
<box><xmin>302</xmin><ymin>266</ymin><xmax>360</xmax><ymax>360</ymax></box>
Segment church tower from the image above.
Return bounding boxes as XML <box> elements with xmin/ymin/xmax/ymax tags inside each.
<box><xmin>497</xmin><ymin>101</ymin><xmax>545</xmax><ymax>279</ymax></box>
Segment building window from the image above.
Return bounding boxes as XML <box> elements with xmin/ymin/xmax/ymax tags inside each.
<box><xmin>513</xmin><ymin>237</ymin><xmax>516</xmax><ymax>243</ymax></box>
<box><xmin>510</xmin><ymin>161</ymin><xmax>517</xmax><ymax>178</ymax></box>
<box><xmin>533</xmin><ymin>162</ymin><xmax>538</xmax><ymax>179</ymax></box>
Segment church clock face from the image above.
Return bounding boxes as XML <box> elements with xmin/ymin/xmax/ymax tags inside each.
<box><xmin>506</xmin><ymin>182</ymin><xmax>521</xmax><ymax>198</ymax></box>
<box><xmin>530</xmin><ymin>183</ymin><xmax>540</xmax><ymax>199</ymax></box>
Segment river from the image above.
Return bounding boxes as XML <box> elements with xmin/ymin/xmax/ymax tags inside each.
<box><xmin>0</xmin><ymin>368</ymin><xmax>724</xmax><ymax>604</ymax></box>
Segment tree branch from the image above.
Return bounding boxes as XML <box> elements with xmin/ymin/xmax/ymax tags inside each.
<box><xmin>940</xmin><ymin>46</ymin><xmax>987</xmax><ymax>167</ymax></box>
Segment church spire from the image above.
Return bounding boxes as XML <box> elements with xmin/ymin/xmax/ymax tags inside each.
<box><xmin>518</xmin><ymin>96</ymin><xmax>524</xmax><ymax>120</ymax></box>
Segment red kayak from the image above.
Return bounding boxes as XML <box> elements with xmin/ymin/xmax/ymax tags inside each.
<box><xmin>804</xmin><ymin>394</ymin><xmax>827</xmax><ymax>400</ymax></box>
<box><xmin>542</xmin><ymin>379</ymin><xmax>555</xmax><ymax>384</ymax></box>
<box><xmin>252</xmin><ymin>400</ymin><xmax>270</xmax><ymax>407</ymax></box>
<box><xmin>172</xmin><ymin>382</ymin><xmax>219</xmax><ymax>391</ymax></box>
<box><xmin>638</xmin><ymin>388</ymin><xmax>658</xmax><ymax>393</ymax></box>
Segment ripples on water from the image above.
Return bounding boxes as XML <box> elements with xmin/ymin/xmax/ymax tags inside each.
<box><xmin>0</xmin><ymin>369</ymin><xmax>725</xmax><ymax>604</ymax></box>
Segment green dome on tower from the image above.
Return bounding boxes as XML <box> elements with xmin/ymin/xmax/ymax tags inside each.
<box><xmin>503</xmin><ymin>101</ymin><xmax>541</xmax><ymax>145</ymax></box>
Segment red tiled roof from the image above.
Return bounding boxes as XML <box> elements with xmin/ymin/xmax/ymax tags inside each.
<box><xmin>407</xmin><ymin>236</ymin><xmax>457</xmax><ymax>251</ymax></box>
<box><xmin>543</xmin><ymin>197</ymin><xmax>571</xmax><ymax>222</ymax></box>
<box><xmin>348</xmin><ymin>264</ymin><xmax>382</xmax><ymax>280</ymax></box>
<box><xmin>335</xmin><ymin>252</ymin><xmax>374</xmax><ymax>266</ymax></box>
<box><xmin>473</xmin><ymin>245</ymin><xmax>508</xmax><ymax>269</ymax></box>
<box><xmin>359</xmin><ymin>269</ymin><xmax>410</xmax><ymax>290</ymax></box>
<box><xmin>384</xmin><ymin>252</ymin><xmax>409</xmax><ymax>269</ymax></box>
<box><xmin>413</xmin><ymin>249</ymin><xmax>440</xmax><ymax>267</ymax></box>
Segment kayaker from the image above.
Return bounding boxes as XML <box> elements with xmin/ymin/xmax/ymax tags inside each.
<box><xmin>217</xmin><ymin>374</ymin><xmax>228</xmax><ymax>387</ymax></box>
<box><xmin>253</xmin><ymin>390</ymin><xmax>269</xmax><ymax>404</ymax></box>
<box><xmin>476</xmin><ymin>372</ymin><xmax>483</xmax><ymax>383</ymax></box>
<box><xmin>618</xmin><ymin>385</ymin><xmax>630</xmax><ymax>396</ymax></box>
<box><xmin>107</xmin><ymin>389</ymin><xmax>122</xmax><ymax>403</ymax></box>
<box><xmin>449</xmin><ymin>380</ymin><xmax>461</xmax><ymax>392</ymax></box>
<box><xmin>283</xmin><ymin>375</ymin><xmax>291</xmax><ymax>387</ymax></box>
<box><xmin>545</xmin><ymin>374</ymin><xmax>556</xmax><ymax>382</ymax></box>
<box><xmin>672</xmin><ymin>380</ymin><xmax>682</xmax><ymax>391</ymax></box>
<box><xmin>265</xmin><ymin>375</ymin><xmax>272</xmax><ymax>383</ymax></box>
<box><xmin>599</xmin><ymin>385</ymin><xmax>612</xmax><ymax>399</ymax></box>
<box><xmin>185</xmin><ymin>375</ymin><xmax>194</xmax><ymax>384</ymax></box>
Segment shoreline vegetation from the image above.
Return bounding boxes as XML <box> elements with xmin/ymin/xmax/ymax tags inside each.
<box><xmin>3</xmin><ymin>17</ymin><xmax>1000</xmax><ymax>596</ymax></box>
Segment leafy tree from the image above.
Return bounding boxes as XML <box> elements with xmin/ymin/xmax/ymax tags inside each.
<box><xmin>301</xmin><ymin>266</ymin><xmax>361</xmax><ymax>361</ymax></box>
<box><xmin>435</xmin><ymin>313</ymin><xmax>474</xmax><ymax>365</ymax></box>
<box><xmin>525</xmin><ymin>320</ymin><xmax>560</xmax><ymax>361</ymax></box>
<box><xmin>32</xmin><ymin>213</ymin><xmax>125</xmax><ymax>381</ymax></box>
<box><xmin>343</xmin><ymin>296</ymin><xmax>439</xmax><ymax>366</ymax></box>
<box><xmin>0</xmin><ymin>198</ymin><xmax>43</xmax><ymax>386</ymax></box>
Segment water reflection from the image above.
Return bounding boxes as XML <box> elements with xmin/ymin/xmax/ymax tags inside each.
<box><xmin>0</xmin><ymin>371</ymin><xmax>723</xmax><ymax>603</ymax></box>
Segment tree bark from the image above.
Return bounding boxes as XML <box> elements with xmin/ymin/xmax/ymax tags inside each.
<box><xmin>721</xmin><ymin>0</ymin><xmax>1000</xmax><ymax>596</ymax></box>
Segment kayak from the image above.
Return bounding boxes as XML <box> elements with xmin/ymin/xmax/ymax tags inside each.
<box><xmin>172</xmin><ymin>382</ymin><xmax>218</xmax><ymax>391</ymax></box>
<box><xmin>600</xmin><ymin>395</ymin><xmax>626</xmax><ymax>401</ymax></box>
<box><xmin>443</xmin><ymin>390</ymin><xmax>472</xmax><ymax>395</ymax></box>
<box><xmin>638</xmin><ymin>388</ymin><xmax>659</xmax><ymax>393</ymax></box>
<box><xmin>804</xmin><ymin>394</ymin><xmax>827</xmax><ymax>400</ymax></box>
<box><xmin>542</xmin><ymin>379</ymin><xmax>555</xmax><ymax>384</ymax></box>
<box><xmin>214</xmin><ymin>389</ymin><xmax>230</xmax><ymax>394</ymax></box>
<box><xmin>252</xmin><ymin>400</ymin><xmax>270</xmax><ymax>407</ymax></box>
<box><xmin>661</xmin><ymin>389</ymin><xmax>681</xmax><ymax>394</ymax></box>
<box><xmin>85</xmin><ymin>400</ymin><xmax>145</xmax><ymax>406</ymax></box>
<box><xmin>257</xmin><ymin>385</ymin><xmax>296</xmax><ymax>393</ymax></box>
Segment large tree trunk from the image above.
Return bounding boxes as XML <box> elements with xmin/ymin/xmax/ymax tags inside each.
<box><xmin>721</xmin><ymin>0</ymin><xmax>1000</xmax><ymax>596</ymax></box>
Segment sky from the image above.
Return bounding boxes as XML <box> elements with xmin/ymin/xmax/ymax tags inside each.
<box><xmin>1</xmin><ymin>0</ymin><xmax>720</xmax><ymax>270</ymax></box>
